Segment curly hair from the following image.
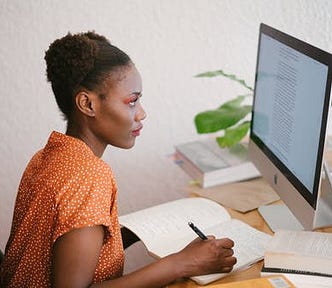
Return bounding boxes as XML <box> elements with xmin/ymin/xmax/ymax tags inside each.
<box><xmin>44</xmin><ymin>31</ymin><xmax>132</xmax><ymax>119</ymax></box>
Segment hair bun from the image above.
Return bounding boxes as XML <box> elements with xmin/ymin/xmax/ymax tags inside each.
<box><xmin>44</xmin><ymin>31</ymin><xmax>131</xmax><ymax>120</ymax></box>
<box><xmin>45</xmin><ymin>33</ymin><xmax>98</xmax><ymax>88</ymax></box>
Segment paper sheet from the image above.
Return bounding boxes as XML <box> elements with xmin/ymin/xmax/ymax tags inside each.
<box><xmin>187</xmin><ymin>178</ymin><xmax>280</xmax><ymax>213</ymax></box>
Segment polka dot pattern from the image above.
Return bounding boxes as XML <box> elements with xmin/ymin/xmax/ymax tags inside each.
<box><xmin>1</xmin><ymin>131</ymin><xmax>124</xmax><ymax>287</ymax></box>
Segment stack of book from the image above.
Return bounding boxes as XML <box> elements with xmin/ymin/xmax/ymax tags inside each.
<box><xmin>261</xmin><ymin>229</ymin><xmax>332</xmax><ymax>287</ymax></box>
<box><xmin>174</xmin><ymin>138</ymin><xmax>260</xmax><ymax>188</ymax></box>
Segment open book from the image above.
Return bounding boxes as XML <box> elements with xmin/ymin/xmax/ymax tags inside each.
<box><xmin>264</xmin><ymin>230</ymin><xmax>332</xmax><ymax>276</ymax></box>
<box><xmin>119</xmin><ymin>197</ymin><xmax>271</xmax><ymax>285</ymax></box>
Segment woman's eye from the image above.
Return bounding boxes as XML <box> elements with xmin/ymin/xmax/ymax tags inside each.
<box><xmin>129</xmin><ymin>96</ymin><xmax>139</xmax><ymax>107</ymax></box>
<box><xmin>129</xmin><ymin>100</ymin><xmax>137</xmax><ymax>107</ymax></box>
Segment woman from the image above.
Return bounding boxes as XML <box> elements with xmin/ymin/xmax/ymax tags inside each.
<box><xmin>1</xmin><ymin>31</ymin><xmax>236</xmax><ymax>287</ymax></box>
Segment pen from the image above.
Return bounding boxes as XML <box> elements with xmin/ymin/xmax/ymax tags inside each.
<box><xmin>188</xmin><ymin>222</ymin><xmax>208</xmax><ymax>240</ymax></box>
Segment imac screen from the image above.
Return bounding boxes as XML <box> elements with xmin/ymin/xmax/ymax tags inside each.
<box><xmin>250</xmin><ymin>24</ymin><xmax>332</xmax><ymax>210</ymax></box>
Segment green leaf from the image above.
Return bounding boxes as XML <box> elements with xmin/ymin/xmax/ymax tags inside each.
<box><xmin>219</xmin><ymin>95</ymin><xmax>245</xmax><ymax>109</ymax></box>
<box><xmin>216</xmin><ymin>121</ymin><xmax>251</xmax><ymax>148</ymax></box>
<box><xmin>194</xmin><ymin>105</ymin><xmax>251</xmax><ymax>133</ymax></box>
<box><xmin>219</xmin><ymin>95</ymin><xmax>253</xmax><ymax>109</ymax></box>
<box><xmin>195</xmin><ymin>69</ymin><xmax>253</xmax><ymax>91</ymax></box>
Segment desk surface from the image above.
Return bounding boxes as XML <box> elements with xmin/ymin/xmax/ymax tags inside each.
<box><xmin>168</xmin><ymin>181</ymin><xmax>332</xmax><ymax>288</ymax></box>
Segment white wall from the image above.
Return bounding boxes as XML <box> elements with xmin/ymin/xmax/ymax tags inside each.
<box><xmin>1</xmin><ymin>0</ymin><xmax>332</xmax><ymax>273</ymax></box>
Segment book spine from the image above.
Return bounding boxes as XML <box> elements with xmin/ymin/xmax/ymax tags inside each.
<box><xmin>261</xmin><ymin>266</ymin><xmax>332</xmax><ymax>278</ymax></box>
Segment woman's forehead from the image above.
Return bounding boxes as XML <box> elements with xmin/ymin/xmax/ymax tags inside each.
<box><xmin>104</xmin><ymin>65</ymin><xmax>142</xmax><ymax>95</ymax></box>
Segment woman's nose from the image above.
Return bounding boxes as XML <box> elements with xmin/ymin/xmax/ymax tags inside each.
<box><xmin>136</xmin><ymin>103</ymin><xmax>147</xmax><ymax>121</ymax></box>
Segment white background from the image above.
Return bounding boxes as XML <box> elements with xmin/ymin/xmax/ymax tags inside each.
<box><xmin>1</xmin><ymin>0</ymin><xmax>332</xmax><ymax>273</ymax></box>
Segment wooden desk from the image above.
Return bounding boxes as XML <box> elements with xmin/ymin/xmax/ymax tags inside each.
<box><xmin>168</xmin><ymin>185</ymin><xmax>332</xmax><ymax>288</ymax></box>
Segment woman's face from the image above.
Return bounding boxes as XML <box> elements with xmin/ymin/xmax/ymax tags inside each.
<box><xmin>91</xmin><ymin>64</ymin><xmax>146</xmax><ymax>149</ymax></box>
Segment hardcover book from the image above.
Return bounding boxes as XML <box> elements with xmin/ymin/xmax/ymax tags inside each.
<box><xmin>174</xmin><ymin>139</ymin><xmax>260</xmax><ymax>188</ymax></box>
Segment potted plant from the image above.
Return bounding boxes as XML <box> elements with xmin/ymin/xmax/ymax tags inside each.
<box><xmin>194</xmin><ymin>69</ymin><xmax>254</xmax><ymax>148</ymax></box>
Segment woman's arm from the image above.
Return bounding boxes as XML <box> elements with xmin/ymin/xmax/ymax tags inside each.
<box><xmin>52</xmin><ymin>225</ymin><xmax>236</xmax><ymax>288</ymax></box>
<box><xmin>51</xmin><ymin>226</ymin><xmax>104</xmax><ymax>288</ymax></box>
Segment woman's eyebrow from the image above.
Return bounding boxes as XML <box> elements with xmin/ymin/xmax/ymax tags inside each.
<box><xmin>130</xmin><ymin>91</ymin><xmax>142</xmax><ymax>97</ymax></box>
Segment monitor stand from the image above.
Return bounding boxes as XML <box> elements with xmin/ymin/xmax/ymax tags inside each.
<box><xmin>258</xmin><ymin>161</ymin><xmax>332</xmax><ymax>232</ymax></box>
<box><xmin>258</xmin><ymin>204</ymin><xmax>304</xmax><ymax>232</ymax></box>
<box><xmin>315</xmin><ymin>161</ymin><xmax>332</xmax><ymax>228</ymax></box>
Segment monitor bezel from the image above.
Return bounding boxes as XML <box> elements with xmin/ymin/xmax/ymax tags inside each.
<box><xmin>250</xmin><ymin>23</ymin><xmax>332</xmax><ymax>209</ymax></box>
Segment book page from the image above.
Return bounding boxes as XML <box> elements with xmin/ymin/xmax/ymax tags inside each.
<box><xmin>120</xmin><ymin>198</ymin><xmax>272</xmax><ymax>285</ymax></box>
<box><xmin>277</xmin><ymin>273</ymin><xmax>332</xmax><ymax>288</ymax></box>
<box><xmin>119</xmin><ymin>198</ymin><xmax>230</xmax><ymax>255</ymax></box>
<box><xmin>204</xmin><ymin>220</ymin><xmax>272</xmax><ymax>268</ymax></box>
<box><xmin>261</xmin><ymin>272</ymin><xmax>332</xmax><ymax>288</ymax></box>
<box><xmin>208</xmin><ymin>275</ymin><xmax>295</xmax><ymax>288</ymax></box>
<box><xmin>191</xmin><ymin>219</ymin><xmax>272</xmax><ymax>285</ymax></box>
<box><xmin>267</xmin><ymin>230</ymin><xmax>332</xmax><ymax>258</ymax></box>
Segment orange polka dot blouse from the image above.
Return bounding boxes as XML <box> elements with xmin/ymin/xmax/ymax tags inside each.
<box><xmin>1</xmin><ymin>131</ymin><xmax>124</xmax><ymax>287</ymax></box>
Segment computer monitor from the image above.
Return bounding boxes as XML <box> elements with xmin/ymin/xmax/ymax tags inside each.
<box><xmin>248</xmin><ymin>23</ymin><xmax>332</xmax><ymax>231</ymax></box>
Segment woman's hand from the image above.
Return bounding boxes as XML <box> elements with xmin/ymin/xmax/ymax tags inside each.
<box><xmin>174</xmin><ymin>236</ymin><xmax>237</xmax><ymax>278</ymax></box>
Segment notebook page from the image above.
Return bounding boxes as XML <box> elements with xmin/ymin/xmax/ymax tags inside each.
<box><xmin>119</xmin><ymin>197</ymin><xmax>231</xmax><ymax>255</ymax></box>
<box><xmin>191</xmin><ymin>219</ymin><xmax>272</xmax><ymax>285</ymax></box>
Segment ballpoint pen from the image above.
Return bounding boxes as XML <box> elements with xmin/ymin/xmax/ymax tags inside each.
<box><xmin>188</xmin><ymin>221</ymin><xmax>208</xmax><ymax>240</ymax></box>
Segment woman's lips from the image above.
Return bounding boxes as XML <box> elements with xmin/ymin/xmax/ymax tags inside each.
<box><xmin>132</xmin><ymin>125</ymin><xmax>143</xmax><ymax>136</ymax></box>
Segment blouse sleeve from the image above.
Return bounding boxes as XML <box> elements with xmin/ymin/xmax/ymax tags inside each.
<box><xmin>52</xmin><ymin>165</ymin><xmax>117</xmax><ymax>244</ymax></box>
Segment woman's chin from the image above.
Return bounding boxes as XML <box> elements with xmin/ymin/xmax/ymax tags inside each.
<box><xmin>113</xmin><ymin>140</ymin><xmax>136</xmax><ymax>150</ymax></box>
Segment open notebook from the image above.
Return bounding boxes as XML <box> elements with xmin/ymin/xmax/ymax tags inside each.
<box><xmin>119</xmin><ymin>197</ymin><xmax>271</xmax><ymax>285</ymax></box>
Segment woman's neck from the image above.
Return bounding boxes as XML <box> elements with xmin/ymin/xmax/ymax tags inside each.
<box><xmin>66</xmin><ymin>122</ymin><xmax>106</xmax><ymax>158</ymax></box>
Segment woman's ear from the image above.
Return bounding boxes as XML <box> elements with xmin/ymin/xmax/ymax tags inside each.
<box><xmin>75</xmin><ymin>91</ymin><xmax>96</xmax><ymax>117</ymax></box>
